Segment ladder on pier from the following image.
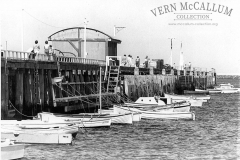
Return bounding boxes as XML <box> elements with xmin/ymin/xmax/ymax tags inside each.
<box><xmin>107</xmin><ymin>66</ymin><xmax>120</xmax><ymax>93</ymax></box>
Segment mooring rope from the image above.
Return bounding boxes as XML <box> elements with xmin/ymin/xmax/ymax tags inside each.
<box><xmin>8</xmin><ymin>100</ymin><xmax>37</xmax><ymax>118</ymax></box>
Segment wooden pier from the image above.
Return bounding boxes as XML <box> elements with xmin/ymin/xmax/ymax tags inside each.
<box><xmin>1</xmin><ymin>50</ymin><xmax>216</xmax><ymax>120</ymax></box>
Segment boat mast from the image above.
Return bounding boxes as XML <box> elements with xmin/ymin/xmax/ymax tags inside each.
<box><xmin>22</xmin><ymin>9</ymin><xmax>24</xmax><ymax>51</ymax></box>
<box><xmin>99</xmin><ymin>67</ymin><xmax>102</xmax><ymax>114</ymax></box>
<box><xmin>179</xmin><ymin>41</ymin><xmax>184</xmax><ymax>70</ymax></box>
<box><xmin>84</xmin><ymin>18</ymin><xmax>88</xmax><ymax>58</ymax></box>
<box><xmin>168</xmin><ymin>38</ymin><xmax>175</xmax><ymax>67</ymax></box>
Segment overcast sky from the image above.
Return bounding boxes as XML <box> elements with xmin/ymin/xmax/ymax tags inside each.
<box><xmin>1</xmin><ymin>0</ymin><xmax>240</xmax><ymax>75</ymax></box>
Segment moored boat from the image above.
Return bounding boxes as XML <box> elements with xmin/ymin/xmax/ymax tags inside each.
<box><xmin>125</xmin><ymin>97</ymin><xmax>192</xmax><ymax>110</ymax></box>
<box><xmin>1</xmin><ymin>139</ymin><xmax>27</xmax><ymax>160</ymax></box>
<box><xmin>195</xmin><ymin>89</ymin><xmax>222</xmax><ymax>94</ymax></box>
<box><xmin>1</xmin><ymin>123</ymin><xmax>78</xmax><ymax>144</ymax></box>
<box><xmin>99</xmin><ymin>109</ymin><xmax>142</xmax><ymax>122</ymax></box>
<box><xmin>214</xmin><ymin>83</ymin><xmax>239</xmax><ymax>93</ymax></box>
<box><xmin>113</xmin><ymin>105</ymin><xmax>195</xmax><ymax>120</ymax></box>
<box><xmin>37</xmin><ymin>113</ymin><xmax>112</xmax><ymax>128</ymax></box>
<box><xmin>164</xmin><ymin>93</ymin><xmax>211</xmax><ymax>101</ymax></box>
<box><xmin>184</xmin><ymin>90</ymin><xmax>209</xmax><ymax>95</ymax></box>
<box><xmin>38</xmin><ymin>112</ymin><xmax>133</xmax><ymax>125</ymax></box>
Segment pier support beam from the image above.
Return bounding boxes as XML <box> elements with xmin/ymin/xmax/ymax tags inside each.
<box><xmin>1</xmin><ymin>68</ymin><xmax>9</xmax><ymax>119</ymax></box>
<box><xmin>39</xmin><ymin>69</ymin><xmax>45</xmax><ymax>111</ymax></box>
<box><xmin>15</xmin><ymin>69</ymin><xmax>24</xmax><ymax>119</ymax></box>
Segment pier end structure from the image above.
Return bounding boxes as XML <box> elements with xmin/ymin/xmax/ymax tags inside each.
<box><xmin>48</xmin><ymin>27</ymin><xmax>121</xmax><ymax>59</ymax></box>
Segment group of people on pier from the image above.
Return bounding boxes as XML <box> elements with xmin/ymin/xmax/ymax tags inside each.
<box><xmin>30</xmin><ymin>40</ymin><xmax>56</xmax><ymax>61</ymax></box>
<box><xmin>121</xmin><ymin>55</ymin><xmax>151</xmax><ymax>68</ymax></box>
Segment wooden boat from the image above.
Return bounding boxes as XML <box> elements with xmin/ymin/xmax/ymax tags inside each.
<box><xmin>170</xmin><ymin>99</ymin><xmax>204</xmax><ymax>107</ymax></box>
<box><xmin>195</xmin><ymin>89</ymin><xmax>222</xmax><ymax>94</ymax></box>
<box><xmin>214</xmin><ymin>83</ymin><xmax>240</xmax><ymax>93</ymax></box>
<box><xmin>184</xmin><ymin>90</ymin><xmax>209</xmax><ymax>95</ymax></box>
<box><xmin>1</xmin><ymin>123</ymin><xmax>78</xmax><ymax>144</ymax></box>
<box><xmin>164</xmin><ymin>93</ymin><xmax>210</xmax><ymax>101</ymax></box>
<box><xmin>38</xmin><ymin>112</ymin><xmax>133</xmax><ymax>124</ymax></box>
<box><xmin>37</xmin><ymin>113</ymin><xmax>112</xmax><ymax>128</ymax></box>
<box><xmin>125</xmin><ymin>97</ymin><xmax>192</xmax><ymax>111</ymax></box>
<box><xmin>78</xmin><ymin>118</ymin><xmax>111</xmax><ymax>128</ymax></box>
<box><xmin>1</xmin><ymin>139</ymin><xmax>26</xmax><ymax>160</ymax></box>
<box><xmin>113</xmin><ymin>105</ymin><xmax>195</xmax><ymax>120</ymax></box>
<box><xmin>99</xmin><ymin>109</ymin><xmax>142</xmax><ymax>122</ymax></box>
<box><xmin>74</xmin><ymin>113</ymin><xmax>133</xmax><ymax>124</ymax></box>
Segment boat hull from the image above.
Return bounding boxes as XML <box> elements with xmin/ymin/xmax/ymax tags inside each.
<box><xmin>1</xmin><ymin>143</ymin><xmax>26</xmax><ymax>160</ymax></box>
<box><xmin>1</xmin><ymin>124</ymin><xmax>78</xmax><ymax>144</ymax></box>
<box><xmin>172</xmin><ymin>99</ymin><xmax>203</xmax><ymax>107</ymax></box>
<box><xmin>1</xmin><ymin>132</ymin><xmax>73</xmax><ymax>144</ymax></box>
<box><xmin>38</xmin><ymin>112</ymin><xmax>133</xmax><ymax>125</ymax></box>
<box><xmin>195</xmin><ymin>89</ymin><xmax>222</xmax><ymax>94</ymax></box>
<box><xmin>100</xmin><ymin>109</ymin><xmax>142</xmax><ymax>122</ymax></box>
<box><xmin>114</xmin><ymin>106</ymin><xmax>195</xmax><ymax>120</ymax></box>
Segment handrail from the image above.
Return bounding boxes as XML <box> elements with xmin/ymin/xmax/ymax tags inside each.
<box><xmin>1</xmin><ymin>50</ymin><xmax>106</xmax><ymax>66</ymax></box>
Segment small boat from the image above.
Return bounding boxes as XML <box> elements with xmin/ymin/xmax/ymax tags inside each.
<box><xmin>38</xmin><ymin>112</ymin><xmax>133</xmax><ymax>125</ymax></box>
<box><xmin>1</xmin><ymin>122</ymin><xmax>78</xmax><ymax>144</ymax></box>
<box><xmin>214</xmin><ymin>83</ymin><xmax>240</xmax><ymax>93</ymax></box>
<box><xmin>74</xmin><ymin>113</ymin><xmax>133</xmax><ymax>124</ymax></box>
<box><xmin>195</xmin><ymin>89</ymin><xmax>222</xmax><ymax>94</ymax></box>
<box><xmin>125</xmin><ymin>97</ymin><xmax>193</xmax><ymax>109</ymax></box>
<box><xmin>99</xmin><ymin>109</ymin><xmax>142</xmax><ymax>122</ymax></box>
<box><xmin>184</xmin><ymin>90</ymin><xmax>209</xmax><ymax>95</ymax></box>
<box><xmin>113</xmin><ymin>105</ymin><xmax>195</xmax><ymax>120</ymax></box>
<box><xmin>37</xmin><ymin>113</ymin><xmax>112</xmax><ymax>128</ymax></box>
<box><xmin>164</xmin><ymin>93</ymin><xmax>210</xmax><ymax>101</ymax></box>
<box><xmin>1</xmin><ymin>139</ymin><xmax>27</xmax><ymax>160</ymax></box>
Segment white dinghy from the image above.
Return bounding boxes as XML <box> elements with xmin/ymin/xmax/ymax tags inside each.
<box><xmin>1</xmin><ymin>121</ymin><xmax>78</xmax><ymax>144</ymax></box>
<box><xmin>1</xmin><ymin>139</ymin><xmax>27</xmax><ymax>160</ymax></box>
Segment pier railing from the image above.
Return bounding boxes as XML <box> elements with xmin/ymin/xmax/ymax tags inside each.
<box><xmin>1</xmin><ymin>50</ymin><xmax>106</xmax><ymax>66</ymax></box>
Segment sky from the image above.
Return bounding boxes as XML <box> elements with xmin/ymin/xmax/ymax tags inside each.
<box><xmin>1</xmin><ymin>0</ymin><xmax>240</xmax><ymax>75</ymax></box>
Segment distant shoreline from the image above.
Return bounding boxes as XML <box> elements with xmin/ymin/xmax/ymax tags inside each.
<box><xmin>217</xmin><ymin>75</ymin><xmax>240</xmax><ymax>79</ymax></box>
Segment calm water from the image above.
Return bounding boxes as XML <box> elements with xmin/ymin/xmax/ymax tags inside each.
<box><xmin>23</xmin><ymin>79</ymin><xmax>240</xmax><ymax>160</ymax></box>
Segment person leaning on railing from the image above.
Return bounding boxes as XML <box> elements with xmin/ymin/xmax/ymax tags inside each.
<box><xmin>30</xmin><ymin>40</ymin><xmax>40</xmax><ymax>60</ymax></box>
<box><xmin>44</xmin><ymin>41</ymin><xmax>50</xmax><ymax>60</ymax></box>
<box><xmin>49</xmin><ymin>45</ymin><xmax>56</xmax><ymax>61</ymax></box>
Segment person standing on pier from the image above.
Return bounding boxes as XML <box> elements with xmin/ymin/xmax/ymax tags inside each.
<box><xmin>127</xmin><ymin>55</ymin><xmax>132</xmax><ymax>67</ymax></box>
<box><xmin>145</xmin><ymin>56</ymin><xmax>149</xmax><ymax>68</ymax></box>
<box><xmin>33</xmin><ymin>40</ymin><xmax>40</xmax><ymax>60</ymax></box>
<box><xmin>188</xmin><ymin>62</ymin><xmax>192</xmax><ymax>71</ymax></box>
<box><xmin>135</xmin><ymin>56</ymin><xmax>140</xmax><ymax>67</ymax></box>
<box><xmin>121</xmin><ymin>54</ymin><xmax>127</xmax><ymax>66</ymax></box>
<box><xmin>49</xmin><ymin>45</ymin><xmax>55</xmax><ymax>61</ymax></box>
<box><xmin>44</xmin><ymin>41</ymin><xmax>50</xmax><ymax>60</ymax></box>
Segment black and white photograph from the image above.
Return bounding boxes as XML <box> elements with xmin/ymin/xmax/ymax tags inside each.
<box><xmin>1</xmin><ymin>0</ymin><xmax>239</xmax><ymax>159</ymax></box>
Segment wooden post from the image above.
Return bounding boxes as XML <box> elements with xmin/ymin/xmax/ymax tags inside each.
<box><xmin>39</xmin><ymin>69</ymin><xmax>45</xmax><ymax>111</ymax></box>
<box><xmin>75</xmin><ymin>70</ymin><xmax>81</xmax><ymax>95</ymax></box>
<box><xmin>69</xmin><ymin>70</ymin><xmax>75</xmax><ymax>95</ymax></box>
<box><xmin>48</xmin><ymin>70</ymin><xmax>53</xmax><ymax>108</ymax></box>
<box><xmin>24</xmin><ymin>69</ymin><xmax>33</xmax><ymax>116</ymax></box>
<box><xmin>79</xmin><ymin>70</ymin><xmax>85</xmax><ymax>95</ymax></box>
<box><xmin>15</xmin><ymin>69</ymin><xmax>24</xmax><ymax>119</ymax></box>
<box><xmin>1</xmin><ymin>67</ymin><xmax>9</xmax><ymax>119</ymax></box>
